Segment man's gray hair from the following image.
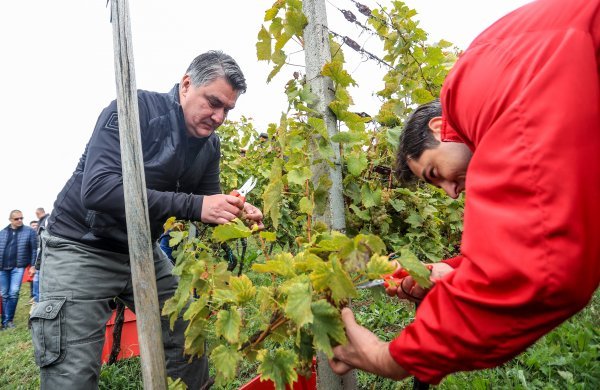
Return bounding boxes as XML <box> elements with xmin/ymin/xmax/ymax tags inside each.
<box><xmin>185</xmin><ymin>50</ymin><xmax>247</xmax><ymax>94</ymax></box>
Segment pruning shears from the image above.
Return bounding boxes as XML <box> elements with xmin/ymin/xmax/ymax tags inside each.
<box><xmin>357</xmin><ymin>264</ymin><xmax>433</xmax><ymax>290</ymax></box>
<box><xmin>229</xmin><ymin>176</ymin><xmax>257</xmax><ymax>203</ymax></box>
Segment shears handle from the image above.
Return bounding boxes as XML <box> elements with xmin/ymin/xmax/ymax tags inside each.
<box><xmin>229</xmin><ymin>190</ymin><xmax>246</xmax><ymax>203</ymax></box>
<box><xmin>382</xmin><ymin>264</ymin><xmax>433</xmax><ymax>288</ymax></box>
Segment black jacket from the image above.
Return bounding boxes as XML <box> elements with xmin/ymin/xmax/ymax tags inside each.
<box><xmin>48</xmin><ymin>85</ymin><xmax>221</xmax><ymax>253</ymax></box>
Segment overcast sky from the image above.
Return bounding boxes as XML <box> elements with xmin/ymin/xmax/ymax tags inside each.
<box><xmin>0</xmin><ymin>0</ymin><xmax>531</xmax><ymax>225</ymax></box>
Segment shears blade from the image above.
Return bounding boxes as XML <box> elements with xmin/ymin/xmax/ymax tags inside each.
<box><xmin>238</xmin><ymin>176</ymin><xmax>257</xmax><ymax>197</ymax></box>
<box><xmin>356</xmin><ymin>279</ymin><xmax>385</xmax><ymax>289</ymax></box>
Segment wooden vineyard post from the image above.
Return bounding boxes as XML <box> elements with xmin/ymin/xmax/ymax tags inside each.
<box><xmin>109</xmin><ymin>0</ymin><xmax>167</xmax><ymax>388</ymax></box>
<box><xmin>303</xmin><ymin>0</ymin><xmax>356</xmax><ymax>388</ymax></box>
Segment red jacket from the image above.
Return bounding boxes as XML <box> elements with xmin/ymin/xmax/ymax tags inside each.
<box><xmin>389</xmin><ymin>0</ymin><xmax>600</xmax><ymax>383</ymax></box>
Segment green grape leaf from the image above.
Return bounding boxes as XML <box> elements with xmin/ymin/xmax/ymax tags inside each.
<box><xmin>299</xmin><ymin>196</ymin><xmax>314</xmax><ymax>215</ymax></box>
<box><xmin>361</xmin><ymin>184</ymin><xmax>381</xmax><ymax>208</ymax></box>
<box><xmin>184</xmin><ymin>316</ymin><xmax>209</xmax><ymax>356</ymax></box>
<box><xmin>349</xmin><ymin>205</ymin><xmax>371</xmax><ymax>221</ymax></box>
<box><xmin>229</xmin><ymin>274</ymin><xmax>256</xmax><ymax>304</ymax></box>
<box><xmin>167</xmin><ymin>377</ymin><xmax>187</xmax><ymax>390</ymax></box>
<box><xmin>256</xmin><ymin>26</ymin><xmax>272</xmax><ymax>61</ymax></box>
<box><xmin>385</xmin><ymin>126</ymin><xmax>402</xmax><ymax>150</ymax></box>
<box><xmin>263</xmin><ymin>159</ymin><xmax>284</xmax><ymax>228</ymax></box>
<box><xmin>284</xmin><ymin>8</ymin><xmax>307</xmax><ymax>37</ymax></box>
<box><xmin>321</xmin><ymin>61</ymin><xmax>356</xmax><ymax>88</ymax></box>
<box><xmin>356</xmin><ymin>234</ymin><xmax>387</xmax><ymax>255</ymax></box>
<box><xmin>211</xmin><ymin>344</ymin><xmax>243</xmax><ymax>385</ymax></box>
<box><xmin>168</xmin><ymin>230</ymin><xmax>185</xmax><ymax>248</ymax></box>
<box><xmin>212</xmin><ymin>219</ymin><xmax>252</xmax><ymax>243</ymax></box>
<box><xmin>282</xmin><ymin>276</ymin><xmax>313</xmax><ymax>328</ymax></box>
<box><xmin>259</xmin><ymin>231</ymin><xmax>277</xmax><ymax>242</ymax></box>
<box><xmin>313</xmin><ymin>174</ymin><xmax>332</xmax><ymax>215</ymax></box>
<box><xmin>405</xmin><ymin>211</ymin><xmax>424</xmax><ymax>228</ymax></box>
<box><xmin>287</xmin><ymin>167</ymin><xmax>312</xmax><ymax>186</ymax></box>
<box><xmin>366</xmin><ymin>254</ymin><xmax>396</xmax><ymax>280</ymax></box>
<box><xmin>257</xmin><ymin>348</ymin><xmax>298</xmax><ymax>390</ymax></box>
<box><xmin>346</xmin><ymin>151</ymin><xmax>368</xmax><ymax>176</ymax></box>
<box><xmin>310</xmin><ymin>258</ymin><xmax>357</xmax><ymax>304</ymax></box>
<box><xmin>212</xmin><ymin>288</ymin><xmax>238</xmax><ymax>306</ymax></box>
<box><xmin>398</xmin><ymin>249</ymin><xmax>433</xmax><ymax>289</ymax></box>
<box><xmin>216</xmin><ymin>307</ymin><xmax>242</xmax><ymax>344</ymax></box>
<box><xmin>311</xmin><ymin>299</ymin><xmax>346</xmax><ymax>358</ymax></box>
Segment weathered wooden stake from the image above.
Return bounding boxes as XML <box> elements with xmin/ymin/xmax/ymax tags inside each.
<box><xmin>303</xmin><ymin>0</ymin><xmax>356</xmax><ymax>388</ymax></box>
<box><xmin>110</xmin><ymin>1</ymin><xmax>167</xmax><ymax>388</ymax></box>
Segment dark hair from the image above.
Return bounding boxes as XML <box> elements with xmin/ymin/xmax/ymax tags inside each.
<box><xmin>186</xmin><ymin>50</ymin><xmax>247</xmax><ymax>94</ymax></box>
<box><xmin>395</xmin><ymin>99</ymin><xmax>442</xmax><ymax>183</ymax></box>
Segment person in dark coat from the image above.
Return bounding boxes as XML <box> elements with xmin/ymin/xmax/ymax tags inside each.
<box><xmin>0</xmin><ymin>210</ymin><xmax>37</xmax><ymax>329</ymax></box>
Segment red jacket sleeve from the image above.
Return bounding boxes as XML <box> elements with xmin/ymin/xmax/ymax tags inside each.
<box><xmin>389</xmin><ymin>0</ymin><xmax>600</xmax><ymax>383</ymax></box>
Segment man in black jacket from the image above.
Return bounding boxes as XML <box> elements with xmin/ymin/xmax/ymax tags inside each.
<box><xmin>31</xmin><ymin>51</ymin><xmax>263</xmax><ymax>389</ymax></box>
<box><xmin>0</xmin><ymin>210</ymin><xmax>37</xmax><ymax>330</ymax></box>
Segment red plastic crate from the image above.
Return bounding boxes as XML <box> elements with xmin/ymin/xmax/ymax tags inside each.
<box><xmin>101</xmin><ymin>307</ymin><xmax>140</xmax><ymax>363</ymax></box>
<box><xmin>240</xmin><ymin>359</ymin><xmax>316</xmax><ymax>390</ymax></box>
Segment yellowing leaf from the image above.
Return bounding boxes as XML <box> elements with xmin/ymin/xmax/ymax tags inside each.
<box><xmin>229</xmin><ymin>274</ymin><xmax>256</xmax><ymax>304</ymax></box>
<box><xmin>252</xmin><ymin>253</ymin><xmax>296</xmax><ymax>279</ymax></box>
<box><xmin>257</xmin><ymin>348</ymin><xmax>298</xmax><ymax>390</ymax></box>
<box><xmin>163</xmin><ymin>216</ymin><xmax>177</xmax><ymax>231</ymax></box>
<box><xmin>216</xmin><ymin>307</ymin><xmax>242</xmax><ymax>344</ymax></box>
<box><xmin>211</xmin><ymin>344</ymin><xmax>242</xmax><ymax>385</ymax></box>
<box><xmin>310</xmin><ymin>258</ymin><xmax>357</xmax><ymax>304</ymax></box>
<box><xmin>256</xmin><ymin>26</ymin><xmax>272</xmax><ymax>61</ymax></box>
<box><xmin>366</xmin><ymin>254</ymin><xmax>396</xmax><ymax>280</ymax></box>
<box><xmin>311</xmin><ymin>300</ymin><xmax>346</xmax><ymax>358</ymax></box>
<box><xmin>259</xmin><ymin>231</ymin><xmax>277</xmax><ymax>242</ymax></box>
<box><xmin>212</xmin><ymin>219</ymin><xmax>252</xmax><ymax>243</ymax></box>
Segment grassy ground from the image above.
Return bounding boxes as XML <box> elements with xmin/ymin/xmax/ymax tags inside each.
<box><xmin>1</xmin><ymin>283</ymin><xmax>598</xmax><ymax>389</ymax></box>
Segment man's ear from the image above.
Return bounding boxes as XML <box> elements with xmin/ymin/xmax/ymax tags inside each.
<box><xmin>180</xmin><ymin>75</ymin><xmax>191</xmax><ymax>95</ymax></box>
<box><xmin>428</xmin><ymin>116</ymin><xmax>443</xmax><ymax>141</ymax></box>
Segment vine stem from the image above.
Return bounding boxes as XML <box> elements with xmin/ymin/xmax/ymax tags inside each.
<box><xmin>305</xmin><ymin>179</ymin><xmax>312</xmax><ymax>242</ymax></box>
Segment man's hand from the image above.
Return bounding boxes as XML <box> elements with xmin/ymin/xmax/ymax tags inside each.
<box><xmin>28</xmin><ymin>266</ymin><xmax>36</xmax><ymax>277</ymax></box>
<box><xmin>329</xmin><ymin>308</ymin><xmax>408</xmax><ymax>380</ymax></box>
<box><xmin>385</xmin><ymin>262</ymin><xmax>454</xmax><ymax>302</ymax></box>
<box><xmin>201</xmin><ymin>194</ymin><xmax>244</xmax><ymax>225</ymax></box>
<box><xmin>243</xmin><ymin>203</ymin><xmax>264</xmax><ymax>230</ymax></box>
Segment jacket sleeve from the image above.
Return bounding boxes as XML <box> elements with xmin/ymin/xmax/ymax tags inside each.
<box><xmin>195</xmin><ymin>136</ymin><xmax>222</xmax><ymax>196</ymax></box>
<box><xmin>389</xmin><ymin>14</ymin><xmax>600</xmax><ymax>384</ymax></box>
<box><xmin>29</xmin><ymin>228</ymin><xmax>38</xmax><ymax>266</ymax></box>
<box><xmin>81</xmin><ymin>99</ymin><xmax>203</xmax><ymax>222</ymax></box>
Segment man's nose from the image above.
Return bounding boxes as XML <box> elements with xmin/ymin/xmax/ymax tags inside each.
<box><xmin>211</xmin><ymin>108</ymin><xmax>226</xmax><ymax>125</ymax></box>
<box><xmin>441</xmin><ymin>181</ymin><xmax>460</xmax><ymax>199</ymax></box>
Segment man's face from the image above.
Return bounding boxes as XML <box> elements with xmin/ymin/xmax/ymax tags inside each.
<box><xmin>10</xmin><ymin>212</ymin><xmax>24</xmax><ymax>229</ymax></box>
<box><xmin>179</xmin><ymin>76</ymin><xmax>239</xmax><ymax>138</ymax></box>
<box><xmin>406</xmin><ymin>117</ymin><xmax>472</xmax><ymax>199</ymax></box>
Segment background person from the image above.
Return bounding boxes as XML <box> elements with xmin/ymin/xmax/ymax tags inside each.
<box><xmin>31</xmin><ymin>50</ymin><xmax>263</xmax><ymax>389</ymax></box>
<box><xmin>330</xmin><ymin>0</ymin><xmax>600</xmax><ymax>384</ymax></box>
<box><xmin>0</xmin><ymin>210</ymin><xmax>37</xmax><ymax>330</ymax></box>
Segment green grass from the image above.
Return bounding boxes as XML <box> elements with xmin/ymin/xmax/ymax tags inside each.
<box><xmin>2</xmin><ymin>282</ymin><xmax>598</xmax><ymax>389</ymax></box>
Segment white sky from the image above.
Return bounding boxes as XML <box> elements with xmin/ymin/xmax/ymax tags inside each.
<box><xmin>0</xmin><ymin>0</ymin><xmax>531</xmax><ymax>225</ymax></box>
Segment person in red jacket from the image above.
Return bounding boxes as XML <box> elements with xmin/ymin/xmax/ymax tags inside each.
<box><xmin>329</xmin><ymin>0</ymin><xmax>600</xmax><ymax>384</ymax></box>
